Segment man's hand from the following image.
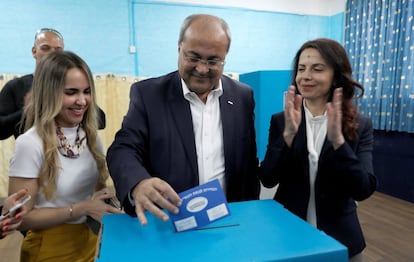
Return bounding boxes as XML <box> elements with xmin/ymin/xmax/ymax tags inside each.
<box><xmin>132</xmin><ymin>178</ymin><xmax>182</xmax><ymax>226</ymax></box>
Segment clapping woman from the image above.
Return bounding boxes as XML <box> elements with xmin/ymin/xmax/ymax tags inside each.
<box><xmin>259</xmin><ymin>38</ymin><xmax>376</xmax><ymax>261</ymax></box>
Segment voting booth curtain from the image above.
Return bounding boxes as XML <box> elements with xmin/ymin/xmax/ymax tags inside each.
<box><xmin>345</xmin><ymin>0</ymin><xmax>414</xmax><ymax>132</ymax></box>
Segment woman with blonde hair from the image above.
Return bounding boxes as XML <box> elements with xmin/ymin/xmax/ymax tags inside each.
<box><xmin>8</xmin><ymin>50</ymin><xmax>121</xmax><ymax>261</ymax></box>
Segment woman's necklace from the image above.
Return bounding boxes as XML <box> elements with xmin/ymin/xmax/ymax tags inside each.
<box><xmin>56</xmin><ymin>124</ymin><xmax>86</xmax><ymax>158</ymax></box>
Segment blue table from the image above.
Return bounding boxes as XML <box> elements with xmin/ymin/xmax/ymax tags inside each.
<box><xmin>96</xmin><ymin>199</ymin><xmax>347</xmax><ymax>261</ymax></box>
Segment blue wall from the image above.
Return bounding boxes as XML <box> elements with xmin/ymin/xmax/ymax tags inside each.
<box><xmin>0</xmin><ymin>0</ymin><xmax>133</xmax><ymax>75</ymax></box>
<box><xmin>0</xmin><ymin>0</ymin><xmax>344</xmax><ymax>76</ymax></box>
<box><xmin>240</xmin><ymin>70</ymin><xmax>292</xmax><ymax>160</ymax></box>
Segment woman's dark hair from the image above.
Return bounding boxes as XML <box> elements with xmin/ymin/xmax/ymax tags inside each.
<box><xmin>291</xmin><ymin>38</ymin><xmax>364</xmax><ymax>141</ymax></box>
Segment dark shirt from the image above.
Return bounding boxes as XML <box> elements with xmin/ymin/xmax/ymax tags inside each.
<box><xmin>0</xmin><ymin>74</ymin><xmax>106</xmax><ymax>140</ymax></box>
<box><xmin>0</xmin><ymin>74</ymin><xmax>33</xmax><ymax>139</ymax></box>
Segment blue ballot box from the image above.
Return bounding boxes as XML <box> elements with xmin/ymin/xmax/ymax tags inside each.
<box><xmin>96</xmin><ymin>199</ymin><xmax>348</xmax><ymax>262</ymax></box>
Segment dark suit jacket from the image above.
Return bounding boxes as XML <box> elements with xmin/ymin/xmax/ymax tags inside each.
<box><xmin>107</xmin><ymin>71</ymin><xmax>260</xmax><ymax>215</ymax></box>
<box><xmin>259</xmin><ymin>109</ymin><xmax>377</xmax><ymax>257</ymax></box>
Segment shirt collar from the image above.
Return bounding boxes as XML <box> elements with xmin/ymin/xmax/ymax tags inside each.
<box><xmin>181</xmin><ymin>78</ymin><xmax>223</xmax><ymax>101</ymax></box>
<box><xmin>303</xmin><ymin>99</ymin><xmax>327</xmax><ymax>121</ymax></box>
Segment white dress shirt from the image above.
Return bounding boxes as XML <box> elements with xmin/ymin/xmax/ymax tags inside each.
<box><xmin>304</xmin><ymin>103</ymin><xmax>327</xmax><ymax>227</ymax></box>
<box><xmin>182</xmin><ymin>79</ymin><xmax>226</xmax><ymax>192</ymax></box>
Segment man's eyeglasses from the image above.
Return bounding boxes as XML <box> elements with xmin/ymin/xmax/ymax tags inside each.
<box><xmin>34</xmin><ymin>28</ymin><xmax>64</xmax><ymax>42</ymax></box>
<box><xmin>183</xmin><ymin>54</ymin><xmax>225</xmax><ymax>70</ymax></box>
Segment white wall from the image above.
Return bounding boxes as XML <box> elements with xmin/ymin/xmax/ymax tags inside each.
<box><xmin>151</xmin><ymin>0</ymin><xmax>347</xmax><ymax>16</ymax></box>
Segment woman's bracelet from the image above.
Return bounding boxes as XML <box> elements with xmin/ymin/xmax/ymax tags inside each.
<box><xmin>69</xmin><ymin>204</ymin><xmax>74</xmax><ymax>218</ymax></box>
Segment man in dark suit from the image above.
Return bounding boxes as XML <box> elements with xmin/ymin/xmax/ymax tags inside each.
<box><xmin>107</xmin><ymin>14</ymin><xmax>260</xmax><ymax>225</ymax></box>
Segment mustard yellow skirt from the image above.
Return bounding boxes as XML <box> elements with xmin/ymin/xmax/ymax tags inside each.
<box><xmin>21</xmin><ymin>223</ymin><xmax>97</xmax><ymax>262</ymax></box>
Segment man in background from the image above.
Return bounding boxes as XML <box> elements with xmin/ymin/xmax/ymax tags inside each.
<box><xmin>0</xmin><ymin>28</ymin><xmax>105</xmax><ymax>139</ymax></box>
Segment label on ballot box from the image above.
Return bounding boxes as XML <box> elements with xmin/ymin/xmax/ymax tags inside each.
<box><xmin>169</xmin><ymin>179</ymin><xmax>230</xmax><ymax>232</ymax></box>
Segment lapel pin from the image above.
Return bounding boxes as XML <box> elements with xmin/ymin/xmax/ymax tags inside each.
<box><xmin>227</xmin><ymin>100</ymin><xmax>233</xmax><ymax>105</ymax></box>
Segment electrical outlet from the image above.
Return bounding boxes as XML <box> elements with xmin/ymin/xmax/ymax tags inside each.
<box><xmin>129</xmin><ymin>45</ymin><xmax>136</xmax><ymax>53</ymax></box>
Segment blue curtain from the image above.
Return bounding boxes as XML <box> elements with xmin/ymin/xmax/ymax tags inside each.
<box><xmin>344</xmin><ymin>0</ymin><xmax>414</xmax><ymax>132</ymax></box>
